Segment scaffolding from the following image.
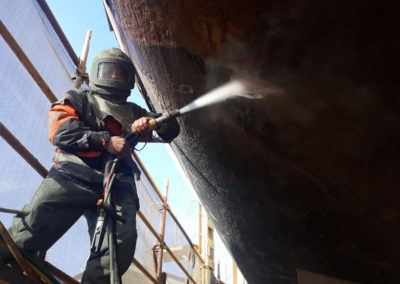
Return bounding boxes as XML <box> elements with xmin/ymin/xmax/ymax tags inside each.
<box><xmin>0</xmin><ymin>1</ymin><xmax>215</xmax><ymax>283</ymax></box>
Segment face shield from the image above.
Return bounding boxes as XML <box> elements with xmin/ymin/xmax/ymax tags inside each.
<box><xmin>97</xmin><ymin>62</ymin><xmax>130</xmax><ymax>83</ymax></box>
<box><xmin>89</xmin><ymin>48</ymin><xmax>135</xmax><ymax>96</ymax></box>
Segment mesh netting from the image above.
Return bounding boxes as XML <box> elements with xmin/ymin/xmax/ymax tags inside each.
<box><xmin>128</xmin><ymin>162</ymin><xmax>203</xmax><ymax>283</ymax></box>
<box><xmin>0</xmin><ymin>1</ymin><xmax>209</xmax><ymax>282</ymax></box>
<box><xmin>0</xmin><ymin>0</ymin><xmax>89</xmax><ymax>276</ymax></box>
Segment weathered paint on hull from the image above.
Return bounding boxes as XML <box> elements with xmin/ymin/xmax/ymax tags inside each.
<box><xmin>108</xmin><ymin>0</ymin><xmax>400</xmax><ymax>283</ymax></box>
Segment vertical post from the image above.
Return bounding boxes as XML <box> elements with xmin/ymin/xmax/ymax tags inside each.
<box><xmin>206</xmin><ymin>219</ymin><xmax>215</xmax><ymax>271</ymax></box>
<box><xmin>233</xmin><ymin>260</ymin><xmax>238</xmax><ymax>284</ymax></box>
<box><xmin>198</xmin><ymin>204</ymin><xmax>202</xmax><ymax>256</ymax></box>
<box><xmin>217</xmin><ymin>260</ymin><xmax>221</xmax><ymax>283</ymax></box>
<box><xmin>74</xmin><ymin>29</ymin><xmax>92</xmax><ymax>88</ymax></box>
<box><xmin>156</xmin><ymin>178</ymin><xmax>169</xmax><ymax>283</ymax></box>
<box><xmin>199</xmin><ymin>204</ymin><xmax>206</xmax><ymax>284</ymax></box>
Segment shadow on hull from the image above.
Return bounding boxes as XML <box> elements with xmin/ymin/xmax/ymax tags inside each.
<box><xmin>107</xmin><ymin>0</ymin><xmax>400</xmax><ymax>282</ymax></box>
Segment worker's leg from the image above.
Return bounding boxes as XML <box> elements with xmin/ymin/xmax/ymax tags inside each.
<box><xmin>82</xmin><ymin>175</ymin><xmax>138</xmax><ymax>284</ymax></box>
<box><xmin>7</xmin><ymin>175</ymin><xmax>100</xmax><ymax>254</ymax></box>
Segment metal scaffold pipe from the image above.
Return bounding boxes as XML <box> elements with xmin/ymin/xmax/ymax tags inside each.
<box><xmin>156</xmin><ymin>178</ymin><xmax>169</xmax><ymax>282</ymax></box>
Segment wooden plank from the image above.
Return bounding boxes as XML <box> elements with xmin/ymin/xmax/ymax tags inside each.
<box><xmin>0</xmin><ymin>222</ymin><xmax>42</xmax><ymax>282</ymax></box>
<box><xmin>0</xmin><ymin>122</ymin><xmax>48</xmax><ymax>178</ymax></box>
<box><xmin>131</xmin><ymin>258</ymin><xmax>158</xmax><ymax>284</ymax></box>
<box><xmin>137</xmin><ymin>210</ymin><xmax>197</xmax><ymax>283</ymax></box>
<box><xmin>36</xmin><ymin>0</ymin><xmax>79</xmax><ymax>66</ymax></box>
<box><xmin>0</xmin><ymin>261</ymin><xmax>37</xmax><ymax>284</ymax></box>
<box><xmin>44</xmin><ymin>261</ymin><xmax>80</xmax><ymax>284</ymax></box>
<box><xmin>0</xmin><ymin>19</ymin><xmax>57</xmax><ymax>103</ymax></box>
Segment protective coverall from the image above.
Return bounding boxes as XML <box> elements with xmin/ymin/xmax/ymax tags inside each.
<box><xmin>3</xmin><ymin>48</ymin><xmax>180</xmax><ymax>283</ymax></box>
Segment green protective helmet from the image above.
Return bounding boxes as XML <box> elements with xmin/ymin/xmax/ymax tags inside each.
<box><xmin>89</xmin><ymin>48</ymin><xmax>135</xmax><ymax>96</ymax></box>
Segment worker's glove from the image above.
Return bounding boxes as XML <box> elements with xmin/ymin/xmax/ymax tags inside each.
<box><xmin>105</xmin><ymin>136</ymin><xmax>130</xmax><ymax>157</ymax></box>
<box><xmin>131</xmin><ymin>117</ymin><xmax>152</xmax><ymax>134</ymax></box>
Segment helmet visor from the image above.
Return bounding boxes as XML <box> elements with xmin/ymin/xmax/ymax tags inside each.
<box><xmin>97</xmin><ymin>62</ymin><xmax>129</xmax><ymax>82</ymax></box>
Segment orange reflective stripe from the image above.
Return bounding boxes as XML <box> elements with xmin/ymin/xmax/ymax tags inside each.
<box><xmin>48</xmin><ymin>104</ymin><xmax>79</xmax><ymax>144</ymax></box>
<box><xmin>57</xmin><ymin>148</ymin><xmax>101</xmax><ymax>158</ymax></box>
<box><xmin>75</xmin><ymin>150</ymin><xmax>102</xmax><ymax>158</ymax></box>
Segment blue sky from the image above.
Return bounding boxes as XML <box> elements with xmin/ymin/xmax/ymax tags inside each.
<box><xmin>46</xmin><ymin>1</ymin><xmax>239</xmax><ymax>282</ymax></box>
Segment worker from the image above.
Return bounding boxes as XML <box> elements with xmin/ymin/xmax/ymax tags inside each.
<box><xmin>0</xmin><ymin>48</ymin><xmax>180</xmax><ymax>283</ymax></box>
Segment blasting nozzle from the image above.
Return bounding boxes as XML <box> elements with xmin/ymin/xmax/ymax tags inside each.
<box><xmin>149</xmin><ymin>109</ymin><xmax>180</xmax><ymax>130</ymax></box>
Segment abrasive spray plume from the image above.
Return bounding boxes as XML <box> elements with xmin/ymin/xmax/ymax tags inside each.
<box><xmin>179</xmin><ymin>79</ymin><xmax>283</xmax><ymax>114</ymax></box>
<box><xmin>180</xmin><ymin>80</ymin><xmax>246</xmax><ymax>114</ymax></box>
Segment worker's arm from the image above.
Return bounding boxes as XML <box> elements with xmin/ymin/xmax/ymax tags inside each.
<box><xmin>48</xmin><ymin>102</ymin><xmax>110</xmax><ymax>150</ymax></box>
<box><xmin>48</xmin><ymin>102</ymin><xmax>108</xmax><ymax>150</ymax></box>
<box><xmin>128</xmin><ymin>103</ymin><xmax>180</xmax><ymax>142</ymax></box>
<box><xmin>131</xmin><ymin>115</ymin><xmax>180</xmax><ymax>142</ymax></box>
<box><xmin>49</xmin><ymin>101</ymin><xmax>131</xmax><ymax>157</ymax></box>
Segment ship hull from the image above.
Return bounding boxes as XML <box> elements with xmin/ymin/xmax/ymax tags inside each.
<box><xmin>108</xmin><ymin>1</ymin><xmax>400</xmax><ymax>282</ymax></box>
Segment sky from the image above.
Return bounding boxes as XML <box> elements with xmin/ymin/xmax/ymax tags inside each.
<box><xmin>45</xmin><ymin>1</ymin><xmax>242</xmax><ymax>283</ymax></box>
